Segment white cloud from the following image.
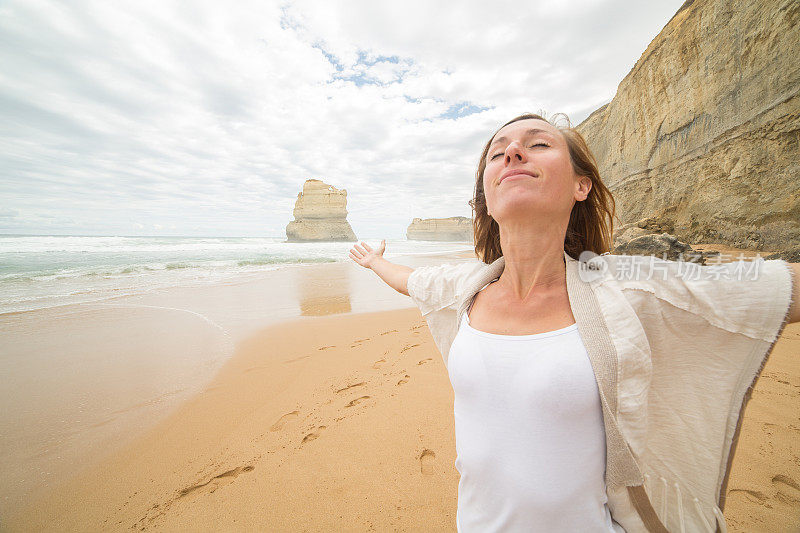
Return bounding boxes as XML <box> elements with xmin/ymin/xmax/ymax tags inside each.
<box><xmin>0</xmin><ymin>0</ymin><xmax>686</xmax><ymax>238</ymax></box>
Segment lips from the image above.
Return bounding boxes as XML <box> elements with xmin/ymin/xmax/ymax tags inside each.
<box><xmin>499</xmin><ymin>169</ymin><xmax>538</xmax><ymax>184</ymax></box>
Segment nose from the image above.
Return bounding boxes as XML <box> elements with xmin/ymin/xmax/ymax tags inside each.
<box><xmin>504</xmin><ymin>141</ymin><xmax>526</xmax><ymax>164</ymax></box>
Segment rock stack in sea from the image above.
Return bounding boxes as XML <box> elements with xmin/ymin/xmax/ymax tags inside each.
<box><xmin>612</xmin><ymin>217</ymin><xmax>718</xmax><ymax>265</ymax></box>
<box><xmin>406</xmin><ymin>217</ymin><xmax>473</xmax><ymax>242</ymax></box>
<box><xmin>575</xmin><ymin>0</ymin><xmax>799</xmax><ymax>256</ymax></box>
<box><xmin>285</xmin><ymin>179</ymin><xmax>357</xmax><ymax>242</ymax></box>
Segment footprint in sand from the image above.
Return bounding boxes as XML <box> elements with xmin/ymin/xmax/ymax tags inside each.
<box><xmin>397</xmin><ymin>374</ymin><xmax>410</xmax><ymax>386</ymax></box>
<box><xmin>727</xmin><ymin>488</ymin><xmax>767</xmax><ymax>503</ymax></box>
<box><xmin>772</xmin><ymin>474</ymin><xmax>800</xmax><ymax>504</ymax></box>
<box><xmin>336</xmin><ymin>381</ymin><xmax>366</xmax><ymax>394</ymax></box>
<box><xmin>401</xmin><ymin>343</ymin><xmax>421</xmax><ymax>353</ymax></box>
<box><xmin>270</xmin><ymin>410</ymin><xmax>299</xmax><ymax>432</ymax></box>
<box><xmin>763</xmin><ymin>371</ymin><xmax>792</xmax><ymax>386</ymax></box>
<box><xmin>417</xmin><ymin>358</ymin><xmax>433</xmax><ymax>365</ymax></box>
<box><xmin>345</xmin><ymin>395</ymin><xmax>371</xmax><ymax>408</ymax></box>
<box><xmin>301</xmin><ymin>426</ymin><xmax>327</xmax><ymax>444</ymax></box>
<box><xmin>419</xmin><ymin>449</ymin><xmax>436</xmax><ymax>475</ymax></box>
<box><xmin>372</xmin><ymin>358</ymin><xmax>386</xmax><ymax>369</ymax></box>
<box><xmin>318</xmin><ymin>345</ymin><xmax>335</xmax><ymax>351</ymax></box>
<box><xmin>179</xmin><ymin>465</ymin><xmax>255</xmax><ymax>497</ymax></box>
<box><xmin>284</xmin><ymin>355</ymin><xmax>310</xmax><ymax>364</ymax></box>
<box><xmin>380</xmin><ymin>329</ymin><xmax>398</xmax><ymax>335</ymax></box>
<box><xmin>350</xmin><ymin>337</ymin><xmax>371</xmax><ymax>348</ymax></box>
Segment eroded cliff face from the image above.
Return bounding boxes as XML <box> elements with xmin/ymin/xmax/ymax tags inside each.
<box><xmin>576</xmin><ymin>0</ymin><xmax>799</xmax><ymax>251</ymax></box>
<box><xmin>285</xmin><ymin>179</ymin><xmax>357</xmax><ymax>242</ymax></box>
<box><xmin>406</xmin><ymin>217</ymin><xmax>473</xmax><ymax>242</ymax></box>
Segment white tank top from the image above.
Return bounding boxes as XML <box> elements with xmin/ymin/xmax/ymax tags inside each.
<box><xmin>448</xmin><ymin>289</ymin><xmax>619</xmax><ymax>532</ymax></box>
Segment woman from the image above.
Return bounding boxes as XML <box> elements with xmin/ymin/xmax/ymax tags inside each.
<box><xmin>349</xmin><ymin>113</ymin><xmax>799</xmax><ymax>532</ymax></box>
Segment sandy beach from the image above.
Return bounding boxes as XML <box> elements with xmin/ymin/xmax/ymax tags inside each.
<box><xmin>0</xmin><ymin>250</ymin><xmax>475</xmax><ymax>522</ymax></box>
<box><xmin>8</xmin><ymin>308</ymin><xmax>460</xmax><ymax>531</ymax></box>
<box><xmin>3</xmin><ymin>0</ymin><xmax>796</xmax><ymax>529</ymax></box>
<box><xmin>5</xmin><ymin>249</ymin><xmax>799</xmax><ymax>532</ymax></box>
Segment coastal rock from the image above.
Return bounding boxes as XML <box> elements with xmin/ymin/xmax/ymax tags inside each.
<box><xmin>765</xmin><ymin>248</ymin><xmax>800</xmax><ymax>262</ymax></box>
<box><xmin>575</xmin><ymin>0</ymin><xmax>800</xmax><ymax>252</ymax></box>
<box><xmin>634</xmin><ymin>216</ymin><xmax>674</xmax><ymax>235</ymax></box>
<box><xmin>285</xmin><ymin>179</ymin><xmax>357</xmax><ymax>242</ymax></box>
<box><xmin>406</xmin><ymin>217</ymin><xmax>473</xmax><ymax>242</ymax></box>
<box><xmin>613</xmin><ymin>232</ymin><xmax>707</xmax><ymax>264</ymax></box>
<box><xmin>612</xmin><ymin>223</ymin><xmax>649</xmax><ymax>249</ymax></box>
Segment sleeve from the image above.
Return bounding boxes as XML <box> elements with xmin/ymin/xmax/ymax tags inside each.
<box><xmin>406</xmin><ymin>261</ymin><xmax>479</xmax><ymax>316</ymax></box>
<box><xmin>679</xmin><ymin>258</ymin><xmax>794</xmax><ymax>342</ymax></box>
<box><xmin>609</xmin><ymin>254</ymin><xmax>793</xmax><ymax>343</ymax></box>
<box><xmin>605</xmin><ymin>255</ymin><xmax>795</xmax><ymax>530</ymax></box>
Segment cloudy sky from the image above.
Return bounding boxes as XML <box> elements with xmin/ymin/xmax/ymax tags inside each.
<box><xmin>0</xmin><ymin>0</ymin><xmax>685</xmax><ymax>238</ymax></box>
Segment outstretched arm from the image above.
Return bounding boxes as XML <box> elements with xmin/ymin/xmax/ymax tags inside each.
<box><xmin>349</xmin><ymin>240</ymin><xmax>413</xmax><ymax>296</ymax></box>
<box><xmin>789</xmin><ymin>263</ymin><xmax>800</xmax><ymax>324</ymax></box>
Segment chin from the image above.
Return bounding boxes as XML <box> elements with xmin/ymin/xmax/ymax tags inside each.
<box><xmin>494</xmin><ymin>197</ymin><xmax>547</xmax><ymax>216</ymax></box>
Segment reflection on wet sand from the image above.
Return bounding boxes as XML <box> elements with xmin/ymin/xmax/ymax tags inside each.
<box><xmin>1</xmin><ymin>253</ymin><xmax>470</xmax><ymax>520</ymax></box>
<box><xmin>295</xmin><ymin>262</ymin><xmax>352</xmax><ymax>316</ymax></box>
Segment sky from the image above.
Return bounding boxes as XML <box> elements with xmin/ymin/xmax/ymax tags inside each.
<box><xmin>0</xmin><ymin>0</ymin><xmax>687</xmax><ymax>239</ymax></box>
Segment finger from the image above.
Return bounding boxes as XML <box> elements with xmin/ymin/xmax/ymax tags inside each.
<box><xmin>354</xmin><ymin>244</ymin><xmax>367</xmax><ymax>255</ymax></box>
<box><xmin>350</xmin><ymin>248</ymin><xmax>363</xmax><ymax>259</ymax></box>
<box><xmin>362</xmin><ymin>242</ymin><xmax>373</xmax><ymax>252</ymax></box>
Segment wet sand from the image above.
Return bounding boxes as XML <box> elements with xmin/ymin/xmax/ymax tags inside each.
<box><xmin>0</xmin><ymin>251</ymin><xmax>477</xmax><ymax>520</ymax></box>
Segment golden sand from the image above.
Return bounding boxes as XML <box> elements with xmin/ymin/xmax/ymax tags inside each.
<box><xmin>8</xmin><ymin>304</ymin><xmax>799</xmax><ymax>531</ymax></box>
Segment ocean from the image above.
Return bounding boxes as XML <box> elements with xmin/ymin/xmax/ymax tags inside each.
<box><xmin>0</xmin><ymin>235</ymin><xmax>473</xmax><ymax>315</ymax></box>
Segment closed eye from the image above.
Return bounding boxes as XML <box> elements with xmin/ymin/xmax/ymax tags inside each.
<box><xmin>489</xmin><ymin>143</ymin><xmax>549</xmax><ymax>160</ymax></box>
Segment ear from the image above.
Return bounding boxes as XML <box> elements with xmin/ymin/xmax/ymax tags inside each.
<box><xmin>575</xmin><ymin>175</ymin><xmax>592</xmax><ymax>201</ymax></box>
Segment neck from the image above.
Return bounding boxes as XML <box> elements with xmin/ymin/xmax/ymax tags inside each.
<box><xmin>497</xmin><ymin>218</ymin><xmax>567</xmax><ymax>301</ymax></box>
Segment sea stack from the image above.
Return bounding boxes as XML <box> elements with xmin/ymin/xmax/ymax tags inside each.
<box><xmin>406</xmin><ymin>216</ymin><xmax>473</xmax><ymax>242</ymax></box>
<box><xmin>285</xmin><ymin>179</ymin><xmax>357</xmax><ymax>242</ymax></box>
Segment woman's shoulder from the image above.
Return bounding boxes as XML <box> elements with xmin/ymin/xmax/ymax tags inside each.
<box><xmin>409</xmin><ymin>259</ymin><xmax>489</xmax><ymax>289</ymax></box>
<box><xmin>407</xmin><ymin>259</ymin><xmax>493</xmax><ymax>315</ymax></box>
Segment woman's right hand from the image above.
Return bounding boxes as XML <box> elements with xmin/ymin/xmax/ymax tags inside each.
<box><xmin>349</xmin><ymin>240</ymin><xmax>386</xmax><ymax>269</ymax></box>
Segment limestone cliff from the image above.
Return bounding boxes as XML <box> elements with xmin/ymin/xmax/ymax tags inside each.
<box><xmin>575</xmin><ymin>0</ymin><xmax>799</xmax><ymax>251</ymax></box>
<box><xmin>285</xmin><ymin>179</ymin><xmax>357</xmax><ymax>242</ymax></box>
<box><xmin>406</xmin><ymin>217</ymin><xmax>473</xmax><ymax>242</ymax></box>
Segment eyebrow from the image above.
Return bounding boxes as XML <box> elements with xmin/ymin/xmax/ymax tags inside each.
<box><xmin>489</xmin><ymin>128</ymin><xmax>554</xmax><ymax>150</ymax></box>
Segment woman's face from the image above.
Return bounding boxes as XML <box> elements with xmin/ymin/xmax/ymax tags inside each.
<box><xmin>482</xmin><ymin>118</ymin><xmax>590</xmax><ymax>225</ymax></box>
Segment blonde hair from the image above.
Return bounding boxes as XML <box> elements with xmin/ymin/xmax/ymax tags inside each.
<box><xmin>468</xmin><ymin>112</ymin><xmax>616</xmax><ymax>263</ymax></box>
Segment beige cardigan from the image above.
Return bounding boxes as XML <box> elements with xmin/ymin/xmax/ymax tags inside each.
<box><xmin>406</xmin><ymin>250</ymin><xmax>794</xmax><ymax>533</ymax></box>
